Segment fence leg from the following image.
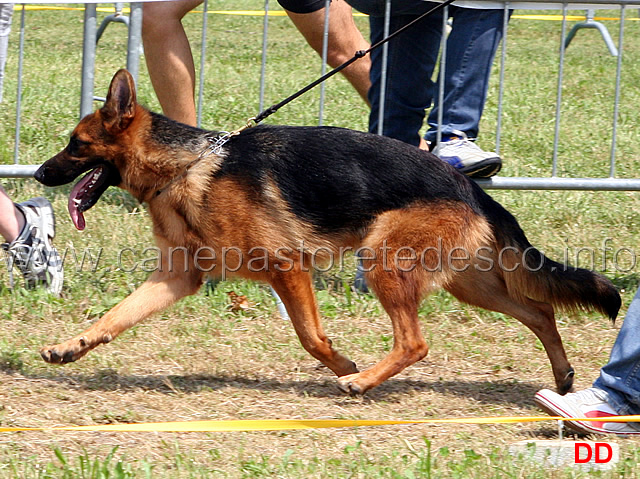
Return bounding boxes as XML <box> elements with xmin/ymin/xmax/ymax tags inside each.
<box><xmin>564</xmin><ymin>9</ymin><xmax>618</xmax><ymax>57</ymax></box>
<box><xmin>13</xmin><ymin>5</ymin><xmax>24</xmax><ymax>165</ymax></box>
<box><xmin>127</xmin><ymin>2</ymin><xmax>142</xmax><ymax>84</ymax></box>
<box><xmin>0</xmin><ymin>2</ymin><xmax>13</xmax><ymax>104</ymax></box>
<box><xmin>96</xmin><ymin>3</ymin><xmax>128</xmax><ymax>44</ymax></box>
<box><xmin>80</xmin><ymin>3</ymin><xmax>97</xmax><ymax>118</ymax></box>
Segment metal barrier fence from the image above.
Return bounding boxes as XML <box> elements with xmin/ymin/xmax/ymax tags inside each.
<box><xmin>2</xmin><ymin>0</ymin><xmax>640</xmax><ymax>191</ymax></box>
<box><xmin>475</xmin><ymin>0</ymin><xmax>640</xmax><ymax>190</ymax></box>
<box><xmin>1</xmin><ymin>1</ymin><xmax>144</xmax><ymax>178</ymax></box>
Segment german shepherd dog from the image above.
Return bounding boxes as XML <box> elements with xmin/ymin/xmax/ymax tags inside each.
<box><xmin>35</xmin><ymin>70</ymin><xmax>620</xmax><ymax>396</ymax></box>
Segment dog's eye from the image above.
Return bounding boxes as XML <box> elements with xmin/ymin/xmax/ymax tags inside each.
<box><xmin>67</xmin><ymin>137</ymin><xmax>90</xmax><ymax>156</ymax></box>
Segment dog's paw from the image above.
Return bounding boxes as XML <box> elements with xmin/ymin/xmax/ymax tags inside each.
<box><xmin>556</xmin><ymin>367</ymin><xmax>575</xmax><ymax>395</ymax></box>
<box><xmin>335</xmin><ymin>360</ymin><xmax>359</xmax><ymax>377</ymax></box>
<box><xmin>40</xmin><ymin>345</ymin><xmax>76</xmax><ymax>364</ymax></box>
<box><xmin>337</xmin><ymin>373</ymin><xmax>366</xmax><ymax>396</ymax></box>
<box><xmin>40</xmin><ymin>337</ymin><xmax>91</xmax><ymax>364</ymax></box>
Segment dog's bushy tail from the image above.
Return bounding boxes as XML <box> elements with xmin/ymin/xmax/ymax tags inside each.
<box><xmin>502</xmin><ymin>245</ymin><xmax>620</xmax><ymax>321</ymax></box>
<box><xmin>479</xmin><ymin>189</ymin><xmax>620</xmax><ymax>322</ymax></box>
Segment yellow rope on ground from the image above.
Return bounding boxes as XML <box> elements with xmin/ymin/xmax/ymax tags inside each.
<box><xmin>1</xmin><ymin>415</ymin><xmax>640</xmax><ymax>432</ymax></box>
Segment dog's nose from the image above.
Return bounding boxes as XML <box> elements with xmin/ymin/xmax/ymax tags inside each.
<box><xmin>33</xmin><ymin>164</ymin><xmax>45</xmax><ymax>183</ymax></box>
<box><xmin>33</xmin><ymin>163</ymin><xmax>52</xmax><ymax>185</ymax></box>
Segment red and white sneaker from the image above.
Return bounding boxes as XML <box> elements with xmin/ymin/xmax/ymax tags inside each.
<box><xmin>535</xmin><ymin>387</ymin><xmax>640</xmax><ymax>436</ymax></box>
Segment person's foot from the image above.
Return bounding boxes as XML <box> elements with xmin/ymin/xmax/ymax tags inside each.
<box><xmin>2</xmin><ymin>197</ymin><xmax>63</xmax><ymax>295</ymax></box>
<box><xmin>535</xmin><ymin>387</ymin><xmax>640</xmax><ymax>436</ymax></box>
<box><xmin>433</xmin><ymin>130</ymin><xmax>502</xmax><ymax>178</ymax></box>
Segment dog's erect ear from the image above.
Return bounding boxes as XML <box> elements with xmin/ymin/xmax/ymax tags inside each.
<box><xmin>101</xmin><ymin>69</ymin><xmax>137</xmax><ymax>135</ymax></box>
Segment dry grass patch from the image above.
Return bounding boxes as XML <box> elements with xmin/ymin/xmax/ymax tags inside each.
<box><xmin>0</xmin><ymin>275</ymin><xmax>632</xmax><ymax>476</ymax></box>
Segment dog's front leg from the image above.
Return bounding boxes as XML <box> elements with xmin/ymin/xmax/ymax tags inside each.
<box><xmin>269</xmin><ymin>269</ymin><xmax>358</xmax><ymax>377</ymax></box>
<box><xmin>40</xmin><ymin>267</ymin><xmax>203</xmax><ymax>364</ymax></box>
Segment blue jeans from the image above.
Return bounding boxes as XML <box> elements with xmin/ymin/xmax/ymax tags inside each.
<box><xmin>594</xmin><ymin>285</ymin><xmax>640</xmax><ymax>415</ymax></box>
<box><xmin>347</xmin><ymin>1</ymin><xmax>510</xmax><ymax>147</ymax></box>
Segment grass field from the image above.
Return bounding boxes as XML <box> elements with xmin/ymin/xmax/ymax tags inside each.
<box><xmin>2</xmin><ymin>3</ymin><xmax>640</xmax><ymax>477</ymax></box>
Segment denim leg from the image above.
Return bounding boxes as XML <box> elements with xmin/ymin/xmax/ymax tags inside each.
<box><xmin>594</xmin><ymin>285</ymin><xmax>640</xmax><ymax>415</ymax></box>
<box><xmin>424</xmin><ymin>7</ymin><xmax>511</xmax><ymax>143</ymax></box>
<box><xmin>351</xmin><ymin>1</ymin><xmax>509</xmax><ymax>146</ymax></box>
<box><xmin>367</xmin><ymin>10</ymin><xmax>442</xmax><ymax>146</ymax></box>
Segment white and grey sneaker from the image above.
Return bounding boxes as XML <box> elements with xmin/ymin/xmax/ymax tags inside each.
<box><xmin>2</xmin><ymin>197</ymin><xmax>63</xmax><ymax>295</ymax></box>
<box><xmin>535</xmin><ymin>387</ymin><xmax>640</xmax><ymax>436</ymax></box>
<box><xmin>433</xmin><ymin>130</ymin><xmax>502</xmax><ymax>178</ymax></box>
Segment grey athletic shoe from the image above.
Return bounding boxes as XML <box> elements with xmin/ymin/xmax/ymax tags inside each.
<box><xmin>434</xmin><ymin>130</ymin><xmax>502</xmax><ymax>178</ymax></box>
<box><xmin>2</xmin><ymin>197</ymin><xmax>63</xmax><ymax>295</ymax></box>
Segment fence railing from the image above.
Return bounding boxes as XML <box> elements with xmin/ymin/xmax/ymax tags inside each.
<box><xmin>476</xmin><ymin>1</ymin><xmax>640</xmax><ymax>190</ymax></box>
<box><xmin>2</xmin><ymin>1</ymin><xmax>640</xmax><ymax>191</ymax></box>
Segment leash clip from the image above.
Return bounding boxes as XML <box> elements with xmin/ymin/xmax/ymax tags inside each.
<box><xmin>237</xmin><ymin>116</ymin><xmax>258</xmax><ymax>132</ymax></box>
<box><xmin>247</xmin><ymin>116</ymin><xmax>258</xmax><ymax>127</ymax></box>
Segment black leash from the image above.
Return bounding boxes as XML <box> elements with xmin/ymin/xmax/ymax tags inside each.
<box><xmin>251</xmin><ymin>0</ymin><xmax>456</xmax><ymax>126</ymax></box>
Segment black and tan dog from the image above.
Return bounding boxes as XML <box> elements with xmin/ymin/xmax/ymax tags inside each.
<box><xmin>35</xmin><ymin>69</ymin><xmax>620</xmax><ymax>396</ymax></box>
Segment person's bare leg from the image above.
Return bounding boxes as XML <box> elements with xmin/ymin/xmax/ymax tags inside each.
<box><xmin>0</xmin><ymin>185</ymin><xmax>24</xmax><ymax>243</ymax></box>
<box><xmin>285</xmin><ymin>0</ymin><xmax>371</xmax><ymax>104</ymax></box>
<box><xmin>142</xmin><ymin>0</ymin><xmax>203</xmax><ymax>126</ymax></box>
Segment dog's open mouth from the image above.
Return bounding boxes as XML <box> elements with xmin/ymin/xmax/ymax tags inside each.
<box><xmin>68</xmin><ymin>166</ymin><xmax>111</xmax><ymax>231</ymax></box>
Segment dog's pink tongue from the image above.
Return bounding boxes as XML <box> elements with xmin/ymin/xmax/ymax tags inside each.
<box><xmin>68</xmin><ymin>170</ymin><xmax>94</xmax><ymax>231</ymax></box>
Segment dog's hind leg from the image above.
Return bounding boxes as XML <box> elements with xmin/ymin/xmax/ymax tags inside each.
<box><xmin>269</xmin><ymin>269</ymin><xmax>358</xmax><ymax>377</ymax></box>
<box><xmin>446</xmin><ymin>270</ymin><xmax>575</xmax><ymax>394</ymax></box>
<box><xmin>334</xmin><ymin>203</ymin><xmax>490</xmax><ymax>395</ymax></box>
